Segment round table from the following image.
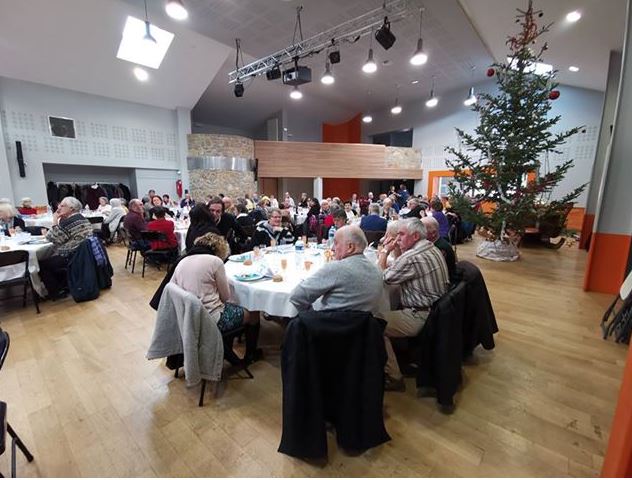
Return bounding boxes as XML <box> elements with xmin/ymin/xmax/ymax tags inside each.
<box><xmin>23</xmin><ymin>215</ymin><xmax>54</xmax><ymax>229</ymax></box>
<box><xmin>224</xmin><ymin>246</ymin><xmax>390</xmax><ymax>317</ymax></box>
<box><xmin>0</xmin><ymin>236</ymin><xmax>54</xmax><ymax>297</ymax></box>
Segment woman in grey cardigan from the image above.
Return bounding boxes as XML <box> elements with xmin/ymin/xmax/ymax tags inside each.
<box><xmin>102</xmin><ymin>198</ymin><xmax>125</xmax><ymax>241</ymax></box>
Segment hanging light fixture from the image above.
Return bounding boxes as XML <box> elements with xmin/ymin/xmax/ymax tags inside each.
<box><xmin>362</xmin><ymin>29</ymin><xmax>377</xmax><ymax>74</ymax></box>
<box><xmin>410</xmin><ymin>8</ymin><xmax>428</xmax><ymax>66</ymax></box>
<box><xmin>426</xmin><ymin>77</ymin><xmax>438</xmax><ymax>108</ymax></box>
<box><xmin>165</xmin><ymin>0</ymin><xmax>188</xmax><ymax>20</ymax></box>
<box><xmin>290</xmin><ymin>85</ymin><xmax>303</xmax><ymax>100</ymax></box>
<box><xmin>321</xmin><ymin>60</ymin><xmax>335</xmax><ymax>85</ymax></box>
<box><xmin>464</xmin><ymin>86</ymin><xmax>477</xmax><ymax>106</ymax></box>
<box><xmin>143</xmin><ymin>0</ymin><xmax>157</xmax><ymax>44</ymax></box>
<box><xmin>391</xmin><ymin>85</ymin><xmax>402</xmax><ymax>115</ymax></box>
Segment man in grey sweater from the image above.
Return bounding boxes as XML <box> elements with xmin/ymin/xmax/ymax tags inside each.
<box><xmin>289</xmin><ymin>225</ymin><xmax>384</xmax><ymax>312</ymax></box>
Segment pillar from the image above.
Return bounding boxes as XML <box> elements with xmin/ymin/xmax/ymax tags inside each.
<box><xmin>313</xmin><ymin>177</ymin><xmax>323</xmax><ymax>200</ymax></box>
<box><xmin>176</xmin><ymin>107</ymin><xmax>191</xmax><ymax>196</ymax></box>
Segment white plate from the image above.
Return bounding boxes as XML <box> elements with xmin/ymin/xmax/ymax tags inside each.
<box><xmin>234</xmin><ymin>272</ymin><xmax>265</xmax><ymax>282</ymax></box>
<box><xmin>228</xmin><ymin>254</ymin><xmax>251</xmax><ymax>262</ymax></box>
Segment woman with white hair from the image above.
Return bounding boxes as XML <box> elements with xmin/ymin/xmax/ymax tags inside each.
<box><xmin>0</xmin><ymin>203</ymin><xmax>25</xmax><ymax>235</ymax></box>
<box><xmin>101</xmin><ymin>198</ymin><xmax>126</xmax><ymax>242</ymax></box>
<box><xmin>96</xmin><ymin>196</ymin><xmax>112</xmax><ymax>216</ymax></box>
<box><xmin>18</xmin><ymin>197</ymin><xmax>37</xmax><ymax>215</ymax></box>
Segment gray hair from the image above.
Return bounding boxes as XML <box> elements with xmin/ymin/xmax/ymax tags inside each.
<box><xmin>386</xmin><ymin>220</ymin><xmax>400</xmax><ymax>235</ymax></box>
<box><xmin>339</xmin><ymin>225</ymin><xmax>368</xmax><ymax>250</ymax></box>
<box><xmin>99</xmin><ymin>196</ymin><xmax>108</xmax><ymax>204</ymax></box>
<box><xmin>110</xmin><ymin>198</ymin><xmax>122</xmax><ymax>208</ymax></box>
<box><xmin>400</xmin><ymin>217</ymin><xmax>427</xmax><ymax>240</ymax></box>
<box><xmin>0</xmin><ymin>198</ymin><xmax>11</xmax><ymax>205</ymax></box>
<box><xmin>0</xmin><ymin>203</ymin><xmax>16</xmax><ymax>217</ymax></box>
<box><xmin>408</xmin><ymin>197</ymin><xmax>420</xmax><ymax>207</ymax></box>
<box><xmin>369</xmin><ymin>203</ymin><xmax>381</xmax><ymax>214</ymax></box>
<box><xmin>61</xmin><ymin>196</ymin><xmax>82</xmax><ymax>213</ymax></box>
<box><xmin>20</xmin><ymin>197</ymin><xmax>33</xmax><ymax>207</ymax></box>
<box><xmin>421</xmin><ymin>216</ymin><xmax>439</xmax><ymax>235</ymax></box>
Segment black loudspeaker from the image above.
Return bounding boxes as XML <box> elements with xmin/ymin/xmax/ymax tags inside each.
<box><xmin>16</xmin><ymin>141</ymin><xmax>25</xmax><ymax>177</ymax></box>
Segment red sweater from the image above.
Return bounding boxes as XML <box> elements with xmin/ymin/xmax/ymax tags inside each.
<box><xmin>18</xmin><ymin>207</ymin><xmax>37</xmax><ymax>215</ymax></box>
<box><xmin>147</xmin><ymin>219</ymin><xmax>178</xmax><ymax>250</ymax></box>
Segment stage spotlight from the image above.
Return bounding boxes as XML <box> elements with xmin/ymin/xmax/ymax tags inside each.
<box><xmin>266</xmin><ymin>65</ymin><xmax>281</xmax><ymax>80</ymax></box>
<box><xmin>234</xmin><ymin>81</ymin><xmax>244</xmax><ymax>97</ymax></box>
<box><xmin>375</xmin><ymin>16</ymin><xmax>396</xmax><ymax>50</ymax></box>
<box><xmin>329</xmin><ymin>49</ymin><xmax>341</xmax><ymax>65</ymax></box>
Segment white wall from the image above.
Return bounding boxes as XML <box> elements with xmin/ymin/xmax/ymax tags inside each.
<box><xmin>364</xmin><ymin>79</ymin><xmax>604</xmax><ymax>206</ymax></box>
<box><xmin>0</xmin><ymin>77</ymin><xmax>189</xmax><ymax>204</ymax></box>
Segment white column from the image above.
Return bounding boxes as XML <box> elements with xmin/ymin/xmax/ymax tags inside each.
<box><xmin>0</xmin><ymin>116</ymin><xmax>15</xmax><ymax>203</ymax></box>
<box><xmin>413</xmin><ymin>179</ymin><xmax>423</xmax><ymax>196</ymax></box>
<box><xmin>176</xmin><ymin>107</ymin><xmax>191</xmax><ymax>195</ymax></box>
<box><xmin>313</xmin><ymin>177</ymin><xmax>323</xmax><ymax>200</ymax></box>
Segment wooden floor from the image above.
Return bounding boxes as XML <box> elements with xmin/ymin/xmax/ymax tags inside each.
<box><xmin>0</xmin><ymin>238</ymin><xmax>627</xmax><ymax>477</ymax></box>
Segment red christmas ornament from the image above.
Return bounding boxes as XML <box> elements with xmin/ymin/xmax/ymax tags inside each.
<box><xmin>486</xmin><ymin>67</ymin><xmax>495</xmax><ymax>77</ymax></box>
<box><xmin>549</xmin><ymin>90</ymin><xmax>560</xmax><ymax>100</ymax></box>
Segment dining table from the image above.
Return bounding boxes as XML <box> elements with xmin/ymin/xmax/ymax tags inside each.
<box><xmin>0</xmin><ymin>235</ymin><xmax>54</xmax><ymax>297</ymax></box>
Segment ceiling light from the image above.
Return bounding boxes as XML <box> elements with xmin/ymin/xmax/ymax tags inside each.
<box><xmin>321</xmin><ymin>62</ymin><xmax>335</xmax><ymax>85</ymax></box>
<box><xmin>133</xmin><ymin>66</ymin><xmax>149</xmax><ymax>82</ymax></box>
<box><xmin>290</xmin><ymin>86</ymin><xmax>303</xmax><ymax>100</ymax></box>
<box><xmin>362</xmin><ymin>114</ymin><xmax>373</xmax><ymax>123</ymax></box>
<box><xmin>569</xmin><ymin>65</ymin><xmax>579</xmax><ymax>72</ymax></box>
<box><xmin>411</xmin><ymin>80</ymin><xmax>419</xmax><ymax>84</ymax></box>
<box><xmin>363</xmin><ymin>48</ymin><xmax>377</xmax><ymax>73</ymax></box>
<box><xmin>566</xmin><ymin>10</ymin><xmax>581</xmax><ymax>23</ymax></box>
<box><xmin>142</xmin><ymin>1</ymin><xmax>156</xmax><ymax>44</ymax></box>
<box><xmin>464</xmin><ymin>87</ymin><xmax>477</xmax><ymax>106</ymax></box>
<box><xmin>117</xmin><ymin>16</ymin><xmax>174</xmax><ymax>69</ymax></box>
<box><xmin>391</xmin><ymin>105</ymin><xmax>402</xmax><ymax>115</ymax></box>
<box><xmin>375</xmin><ymin>16</ymin><xmax>396</xmax><ymax>50</ymax></box>
<box><xmin>426</xmin><ymin>96</ymin><xmax>438</xmax><ymax>108</ymax></box>
<box><xmin>410</xmin><ymin>9</ymin><xmax>428</xmax><ymax>66</ymax></box>
<box><xmin>165</xmin><ymin>0</ymin><xmax>188</xmax><ymax>20</ymax></box>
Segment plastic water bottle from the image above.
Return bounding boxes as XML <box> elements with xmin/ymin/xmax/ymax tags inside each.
<box><xmin>294</xmin><ymin>239</ymin><xmax>304</xmax><ymax>269</ymax></box>
<box><xmin>328</xmin><ymin>227</ymin><xmax>335</xmax><ymax>248</ymax></box>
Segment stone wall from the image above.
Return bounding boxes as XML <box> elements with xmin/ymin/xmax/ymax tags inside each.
<box><xmin>385</xmin><ymin>146</ymin><xmax>422</xmax><ymax>169</ymax></box>
<box><xmin>188</xmin><ymin>133</ymin><xmax>254</xmax><ymax>158</ymax></box>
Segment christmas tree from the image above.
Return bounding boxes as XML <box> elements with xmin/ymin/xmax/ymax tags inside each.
<box><xmin>445</xmin><ymin>0</ymin><xmax>586</xmax><ymax>260</ymax></box>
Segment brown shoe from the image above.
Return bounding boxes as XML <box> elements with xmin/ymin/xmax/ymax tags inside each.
<box><xmin>384</xmin><ymin>375</ymin><xmax>406</xmax><ymax>392</ymax></box>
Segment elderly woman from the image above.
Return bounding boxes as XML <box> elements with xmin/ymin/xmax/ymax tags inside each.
<box><xmin>0</xmin><ymin>203</ymin><xmax>25</xmax><ymax>235</ymax></box>
<box><xmin>170</xmin><ymin>233</ymin><xmax>262</xmax><ymax>362</ymax></box>
<box><xmin>251</xmin><ymin>208</ymin><xmax>295</xmax><ymax>248</ymax></box>
<box><xmin>96</xmin><ymin>196</ymin><xmax>111</xmax><ymax>216</ymax></box>
<box><xmin>101</xmin><ymin>198</ymin><xmax>126</xmax><ymax>242</ymax></box>
<box><xmin>17</xmin><ymin>198</ymin><xmax>37</xmax><ymax>215</ymax></box>
<box><xmin>39</xmin><ymin>196</ymin><xmax>93</xmax><ymax>299</ymax></box>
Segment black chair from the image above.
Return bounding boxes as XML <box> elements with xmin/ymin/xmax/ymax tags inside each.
<box><xmin>140</xmin><ymin>231</ymin><xmax>177</xmax><ymax>278</ymax></box>
<box><xmin>0</xmin><ymin>328</ymin><xmax>35</xmax><ymax>477</ymax></box>
<box><xmin>364</xmin><ymin>230</ymin><xmax>386</xmax><ymax>248</ymax></box>
<box><xmin>124</xmin><ymin>235</ymin><xmax>144</xmax><ymax>274</ymax></box>
<box><xmin>0</xmin><ymin>251</ymin><xmax>40</xmax><ymax>314</ymax></box>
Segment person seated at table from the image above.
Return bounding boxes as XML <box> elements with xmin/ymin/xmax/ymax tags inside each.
<box><xmin>269</xmin><ymin>195</ymin><xmax>279</xmax><ymax>209</ymax></box>
<box><xmin>298</xmin><ymin>192</ymin><xmax>309</xmax><ymax>208</ymax></box>
<box><xmin>185</xmin><ymin>204</ymin><xmax>219</xmax><ymax>251</ymax></box>
<box><xmin>17</xmin><ymin>198</ymin><xmax>37</xmax><ymax>216</ymax></box>
<box><xmin>377</xmin><ymin>220</ymin><xmax>401</xmax><ymax>267</ymax></box>
<box><xmin>248</xmin><ymin>197</ymin><xmax>269</xmax><ymax>224</ymax></box>
<box><xmin>147</xmin><ymin>207</ymin><xmax>178</xmax><ymax>251</ymax></box>
<box><xmin>170</xmin><ymin>232</ymin><xmax>262</xmax><ymax>362</ymax></box>
<box><xmin>0</xmin><ymin>203</ymin><xmax>25</xmax><ymax>235</ymax></box>
<box><xmin>208</xmin><ymin>196</ymin><xmax>247</xmax><ymax>253</ymax></box>
<box><xmin>251</xmin><ymin>208</ymin><xmax>294</xmax><ymax>248</ymax></box>
<box><xmin>180</xmin><ymin>191</ymin><xmax>195</xmax><ymax>209</ymax></box>
<box><xmin>101</xmin><ymin>198</ymin><xmax>126</xmax><ymax>243</ymax></box>
<box><xmin>162</xmin><ymin>194</ymin><xmax>174</xmax><ymax>207</ymax></box>
<box><xmin>381</xmin><ymin>198</ymin><xmax>398</xmax><ymax>220</ymax></box>
<box><xmin>284</xmin><ymin>192</ymin><xmax>295</xmax><ymax>209</ymax></box>
<box><xmin>430</xmin><ymin>198</ymin><xmax>450</xmax><ymax>240</ymax></box>
<box><xmin>39</xmin><ymin>196</ymin><xmax>93</xmax><ymax>299</ymax></box>
<box><xmin>422</xmin><ymin>216</ymin><xmax>456</xmax><ymax>284</ymax></box>
<box><xmin>343</xmin><ymin>201</ymin><xmax>357</xmax><ymax>221</ymax></box>
<box><xmin>222</xmin><ymin>196</ymin><xmax>237</xmax><ymax>216</ymax></box>
<box><xmin>330</xmin><ymin>208</ymin><xmax>348</xmax><ymax>234</ymax></box>
<box><xmin>377</xmin><ymin>218</ymin><xmax>449</xmax><ymax>391</ymax></box>
<box><xmin>350</xmin><ymin>193</ymin><xmax>359</xmax><ymax>211</ymax></box>
<box><xmin>124</xmin><ymin>199</ymin><xmax>150</xmax><ymax>250</ymax></box>
<box><xmin>289</xmin><ymin>225</ymin><xmax>383</xmax><ymax>313</ymax></box>
<box><xmin>119</xmin><ymin>198</ymin><xmax>129</xmax><ymax>214</ymax></box>
<box><xmin>150</xmin><ymin>195</ymin><xmax>174</xmax><ymax>217</ymax></box>
<box><xmin>360</xmin><ymin>203</ymin><xmax>387</xmax><ymax>233</ymax></box>
<box><xmin>96</xmin><ymin>196</ymin><xmax>111</xmax><ymax>216</ymax></box>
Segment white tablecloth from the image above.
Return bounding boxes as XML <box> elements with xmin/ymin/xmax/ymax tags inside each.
<box><xmin>224</xmin><ymin>247</ymin><xmax>390</xmax><ymax>317</ymax></box>
<box><xmin>0</xmin><ymin>238</ymin><xmax>54</xmax><ymax>297</ymax></box>
<box><xmin>175</xmin><ymin>228</ymin><xmax>188</xmax><ymax>253</ymax></box>
<box><xmin>23</xmin><ymin>215</ymin><xmax>53</xmax><ymax>229</ymax></box>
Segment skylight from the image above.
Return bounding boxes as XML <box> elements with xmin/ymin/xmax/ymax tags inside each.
<box><xmin>116</xmin><ymin>16</ymin><xmax>174</xmax><ymax>69</ymax></box>
<box><xmin>507</xmin><ymin>57</ymin><xmax>553</xmax><ymax>76</ymax></box>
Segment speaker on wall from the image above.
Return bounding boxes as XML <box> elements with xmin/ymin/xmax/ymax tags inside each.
<box><xmin>16</xmin><ymin>141</ymin><xmax>26</xmax><ymax>177</ymax></box>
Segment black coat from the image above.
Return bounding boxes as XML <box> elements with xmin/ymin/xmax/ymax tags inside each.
<box><xmin>184</xmin><ymin>222</ymin><xmax>220</xmax><ymax>251</ymax></box>
<box><xmin>416</xmin><ymin>280</ymin><xmax>466</xmax><ymax>407</ymax></box>
<box><xmin>278</xmin><ymin>310</ymin><xmax>391</xmax><ymax>459</ymax></box>
<box><xmin>456</xmin><ymin>261</ymin><xmax>498</xmax><ymax>356</ymax></box>
<box><xmin>67</xmin><ymin>238</ymin><xmax>113</xmax><ymax>303</ymax></box>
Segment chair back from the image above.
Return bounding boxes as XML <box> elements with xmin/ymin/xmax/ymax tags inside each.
<box><xmin>87</xmin><ymin>216</ymin><xmax>104</xmax><ymax>224</ymax></box>
<box><xmin>0</xmin><ymin>328</ymin><xmax>9</xmax><ymax>371</ymax></box>
<box><xmin>140</xmin><ymin>230</ymin><xmax>167</xmax><ymax>242</ymax></box>
<box><xmin>363</xmin><ymin>230</ymin><xmax>385</xmax><ymax>247</ymax></box>
<box><xmin>0</xmin><ymin>251</ymin><xmax>29</xmax><ymax>278</ymax></box>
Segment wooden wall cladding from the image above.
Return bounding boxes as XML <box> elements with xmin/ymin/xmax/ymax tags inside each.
<box><xmin>255</xmin><ymin>141</ymin><xmax>422</xmax><ymax>179</ymax></box>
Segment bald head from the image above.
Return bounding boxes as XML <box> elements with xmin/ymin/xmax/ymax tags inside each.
<box><xmin>421</xmin><ymin>216</ymin><xmax>439</xmax><ymax>242</ymax></box>
<box><xmin>333</xmin><ymin>225</ymin><xmax>367</xmax><ymax>260</ymax></box>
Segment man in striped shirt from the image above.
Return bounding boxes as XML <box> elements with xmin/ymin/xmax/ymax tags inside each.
<box><xmin>378</xmin><ymin>217</ymin><xmax>450</xmax><ymax>391</ymax></box>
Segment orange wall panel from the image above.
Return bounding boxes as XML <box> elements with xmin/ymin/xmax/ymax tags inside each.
<box><xmin>322</xmin><ymin>114</ymin><xmax>362</xmax><ymax>143</ymax></box>
<box><xmin>584</xmin><ymin>232</ymin><xmax>631</xmax><ymax>294</ymax></box>
<box><xmin>566</xmin><ymin>207</ymin><xmax>585</xmax><ymax>231</ymax></box>
<box><xmin>323</xmin><ymin>178</ymin><xmax>360</xmax><ymax>201</ymax></box>
<box><xmin>579</xmin><ymin>213</ymin><xmax>595</xmax><ymax>250</ymax></box>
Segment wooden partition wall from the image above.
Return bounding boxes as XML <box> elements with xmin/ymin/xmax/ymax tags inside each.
<box><xmin>254</xmin><ymin>141</ymin><xmax>422</xmax><ymax>179</ymax></box>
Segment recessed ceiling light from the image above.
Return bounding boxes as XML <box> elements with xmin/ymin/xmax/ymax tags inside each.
<box><xmin>117</xmin><ymin>16</ymin><xmax>174</xmax><ymax>69</ymax></box>
<box><xmin>362</xmin><ymin>114</ymin><xmax>373</xmax><ymax>123</ymax></box>
<box><xmin>391</xmin><ymin>105</ymin><xmax>402</xmax><ymax>115</ymax></box>
<box><xmin>411</xmin><ymin>80</ymin><xmax>419</xmax><ymax>84</ymax></box>
<box><xmin>165</xmin><ymin>0</ymin><xmax>188</xmax><ymax>20</ymax></box>
<box><xmin>289</xmin><ymin>86</ymin><xmax>303</xmax><ymax>100</ymax></box>
<box><xmin>566</xmin><ymin>10</ymin><xmax>581</xmax><ymax>23</ymax></box>
<box><xmin>133</xmin><ymin>66</ymin><xmax>149</xmax><ymax>81</ymax></box>
<box><xmin>569</xmin><ymin>66</ymin><xmax>580</xmax><ymax>72</ymax></box>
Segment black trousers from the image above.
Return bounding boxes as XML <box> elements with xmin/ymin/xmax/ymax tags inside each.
<box><xmin>39</xmin><ymin>255</ymin><xmax>69</xmax><ymax>298</ymax></box>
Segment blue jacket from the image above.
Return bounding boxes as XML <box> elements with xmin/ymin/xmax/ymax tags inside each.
<box><xmin>360</xmin><ymin>214</ymin><xmax>387</xmax><ymax>232</ymax></box>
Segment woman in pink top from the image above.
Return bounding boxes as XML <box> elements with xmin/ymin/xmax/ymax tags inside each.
<box><xmin>170</xmin><ymin>233</ymin><xmax>262</xmax><ymax>362</ymax></box>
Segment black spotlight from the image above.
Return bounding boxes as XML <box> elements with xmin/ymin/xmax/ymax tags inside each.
<box><xmin>234</xmin><ymin>81</ymin><xmax>244</xmax><ymax>97</ymax></box>
<box><xmin>266</xmin><ymin>65</ymin><xmax>281</xmax><ymax>80</ymax></box>
<box><xmin>328</xmin><ymin>49</ymin><xmax>341</xmax><ymax>65</ymax></box>
<box><xmin>375</xmin><ymin>16</ymin><xmax>396</xmax><ymax>50</ymax></box>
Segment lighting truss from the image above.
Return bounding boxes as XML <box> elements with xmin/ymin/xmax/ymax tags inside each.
<box><xmin>227</xmin><ymin>0</ymin><xmax>421</xmax><ymax>84</ymax></box>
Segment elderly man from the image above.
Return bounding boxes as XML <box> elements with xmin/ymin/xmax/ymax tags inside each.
<box><xmin>360</xmin><ymin>203</ymin><xmax>388</xmax><ymax>232</ymax></box>
<box><xmin>124</xmin><ymin>198</ymin><xmax>149</xmax><ymax>249</ymax></box>
<box><xmin>39</xmin><ymin>196</ymin><xmax>93</xmax><ymax>299</ymax></box>
<box><xmin>290</xmin><ymin>225</ymin><xmax>383</xmax><ymax>312</ymax></box>
<box><xmin>377</xmin><ymin>217</ymin><xmax>449</xmax><ymax>391</ymax></box>
<box><xmin>381</xmin><ymin>198</ymin><xmax>397</xmax><ymax>220</ymax></box>
<box><xmin>422</xmin><ymin>216</ymin><xmax>457</xmax><ymax>284</ymax></box>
